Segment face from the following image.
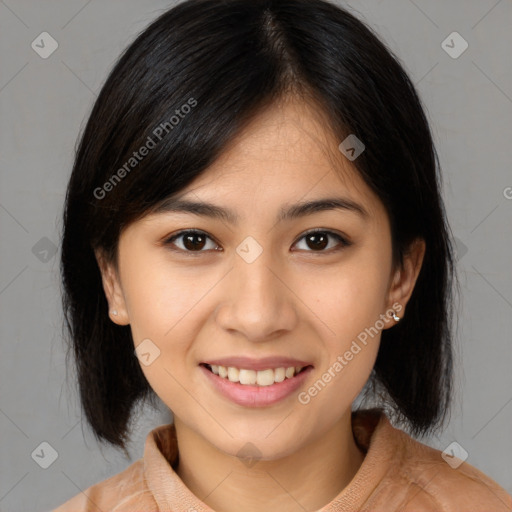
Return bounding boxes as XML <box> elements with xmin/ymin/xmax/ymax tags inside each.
<box><xmin>96</xmin><ymin>97</ymin><xmax>424</xmax><ymax>460</ymax></box>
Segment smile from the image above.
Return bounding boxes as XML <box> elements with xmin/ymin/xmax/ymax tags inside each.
<box><xmin>199</xmin><ymin>363</ymin><xmax>314</xmax><ymax>407</ymax></box>
<box><xmin>204</xmin><ymin>363</ymin><xmax>308</xmax><ymax>386</ymax></box>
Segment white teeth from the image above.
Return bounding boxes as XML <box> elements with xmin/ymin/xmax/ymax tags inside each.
<box><xmin>256</xmin><ymin>369</ymin><xmax>274</xmax><ymax>386</ymax></box>
<box><xmin>207</xmin><ymin>364</ymin><xmax>305</xmax><ymax>386</ymax></box>
<box><xmin>274</xmin><ymin>367</ymin><xmax>285</xmax><ymax>383</ymax></box>
<box><xmin>227</xmin><ymin>367</ymin><xmax>239</xmax><ymax>382</ymax></box>
<box><xmin>239</xmin><ymin>369</ymin><xmax>257</xmax><ymax>385</ymax></box>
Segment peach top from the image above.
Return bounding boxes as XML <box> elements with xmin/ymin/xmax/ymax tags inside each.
<box><xmin>52</xmin><ymin>408</ymin><xmax>512</xmax><ymax>511</ymax></box>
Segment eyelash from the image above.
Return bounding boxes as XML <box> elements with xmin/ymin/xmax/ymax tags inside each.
<box><xmin>163</xmin><ymin>228</ymin><xmax>351</xmax><ymax>255</ymax></box>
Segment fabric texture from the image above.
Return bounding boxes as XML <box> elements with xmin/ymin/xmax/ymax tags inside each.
<box><xmin>52</xmin><ymin>408</ymin><xmax>512</xmax><ymax>511</ymax></box>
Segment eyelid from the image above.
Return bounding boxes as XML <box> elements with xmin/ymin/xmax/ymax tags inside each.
<box><xmin>163</xmin><ymin>227</ymin><xmax>352</xmax><ymax>253</ymax></box>
<box><xmin>163</xmin><ymin>228</ymin><xmax>221</xmax><ymax>253</ymax></box>
<box><xmin>291</xmin><ymin>228</ymin><xmax>352</xmax><ymax>254</ymax></box>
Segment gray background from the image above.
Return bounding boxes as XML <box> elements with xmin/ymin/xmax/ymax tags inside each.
<box><xmin>0</xmin><ymin>1</ymin><xmax>511</xmax><ymax>511</ymax></box>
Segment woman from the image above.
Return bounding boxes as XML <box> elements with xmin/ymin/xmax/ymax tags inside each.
<box><xmin>53</xmin><ymin>0</ymin><xmax>512</xmax><ymax>510</ymax></box>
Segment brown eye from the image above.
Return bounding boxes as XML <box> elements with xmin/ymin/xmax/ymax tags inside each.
<box><xmin>165</xmin><ymin>230</ymin><xmax>219</xmax><ymax>252</ymax></box>
<box><xmin>293</xmin><ymin>229</ymin><xmax>351</xmax><ymax>253</ymax></box>
<box><xmin>164</xmin><ymin>228</ymin><xmax>351</xmax><ymax>255</ymax></box>
<box><xmin>305</xmin><ymin>232</ymin><xmax>329</xmax><ymax>250</ymax></box>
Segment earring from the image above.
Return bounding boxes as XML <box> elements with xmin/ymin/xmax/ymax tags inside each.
<box><xmin>111</xmin><ymin>309</ymin><xmax>118</xmax><ymax>316</ymax></box>
<box><xmin>391</xmin><ymin>310</ymin><xmax>401</xmax><ymax>322</ymax></box>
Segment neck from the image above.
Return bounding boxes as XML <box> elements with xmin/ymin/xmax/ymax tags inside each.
<box><xmin>174</xmin><ymin>410</ymin><xmax>365</xmax><ymax>512</ymax></box>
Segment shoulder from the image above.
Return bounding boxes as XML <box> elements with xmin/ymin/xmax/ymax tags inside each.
<box><xmin>380</xmin><ymin>426</ymin><xmax>512</xmax><ymax>511</ymax></box>
<box><xmin>51</xmin><ymin>458</ymin><xmax>156</xmax><ymax>512</ymax></box>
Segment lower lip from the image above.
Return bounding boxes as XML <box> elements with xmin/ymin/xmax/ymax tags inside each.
<box><xmin>199</xmin><ymin>364</ymin><xmax>313</xmax><ymax>407</ymax></box>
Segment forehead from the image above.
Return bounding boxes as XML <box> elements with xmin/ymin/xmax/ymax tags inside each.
<box><xmin>167</xmin><ymin>98</ymin><xmax>382</xmax><ymax>220</ymax></box>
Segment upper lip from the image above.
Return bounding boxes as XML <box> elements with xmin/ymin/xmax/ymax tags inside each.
<box><xmin>201</xmin><ymin>356</ymin><xmax>313</xmax><ymax>371</ymax></box>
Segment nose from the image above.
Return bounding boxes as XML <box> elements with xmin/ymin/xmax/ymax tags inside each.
<box><xmin>214</xmin><ymin>244</ymin><xmax>298</xmax><ymax>342</ymax></box>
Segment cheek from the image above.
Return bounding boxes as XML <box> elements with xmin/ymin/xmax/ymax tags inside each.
<box><xmin>300</xmin><ymin>250</ymin><xmax>389</xmax><ymax>395</ymax></box>
<box><xmin>303</xmin><ymin>269</ymin><xmax>385</xmax><ymax>415</ymax></box>
<box><xmin>121</xmin><ymin>257</ymin><xmax>227</xmax><ymax>411</ymax></box>
<box><xmin>122</xmin><ymin>256</ymin><xmax>222</xmax><ymax>342</ymax></box>
<box><xmin>304</xmin><ymin>255</ymin><xmax>390</xmax><ymax>339</ymax></box>
<box><xmin>120</xmin><ymin>257</ymin><xmax>210</xmax><ymax>412</ymax></box>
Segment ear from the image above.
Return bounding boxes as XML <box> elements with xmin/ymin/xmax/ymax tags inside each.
<box><xmin>383</xmin><ymin>238</ymin><xmax>426</xmax><ymax>326</ymax></box>
<box><xmin>94</xmin><ymin>248</ymin><xmax>130</xmax><ymax>325</ymax></box>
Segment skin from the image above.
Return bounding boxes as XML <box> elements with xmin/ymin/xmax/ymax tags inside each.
<box><xmin>96</xmin><ymin>95</ymin><xmax>425</xmax><ymax>512</ymax></box>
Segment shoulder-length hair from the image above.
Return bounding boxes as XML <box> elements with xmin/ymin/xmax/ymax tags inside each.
<box><xmin>60</xmin><ymin>0</ymin><xmax>458</xmax><ymax>454</ymax></box>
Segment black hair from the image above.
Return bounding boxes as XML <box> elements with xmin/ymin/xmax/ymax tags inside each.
<box><xmin>60</xmin><ymin>0</ymin><xmax>458</xmax><ymax>454</ymax></box>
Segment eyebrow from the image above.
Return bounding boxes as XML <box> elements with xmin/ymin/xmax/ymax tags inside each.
<box><xmin>151</xmin><ymin>196</ymin><xmax>369</xmax><ymax>224</ymax></box>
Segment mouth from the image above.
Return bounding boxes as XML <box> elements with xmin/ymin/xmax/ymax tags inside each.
<box><xmin>199</xmin><ymin>362</ymin><xmax>314</xmax><ymax>407</ymax></box>
<box><xmin>200</xmin><ymin>363</ymin><xmax>313</xmax><ymax>386</ymax></box>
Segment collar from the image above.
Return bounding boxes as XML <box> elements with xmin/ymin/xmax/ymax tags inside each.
<box><xmin>143</xmin><ymin>408</ymin><xmax>398</xmax><ymax>511</ymax></box>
